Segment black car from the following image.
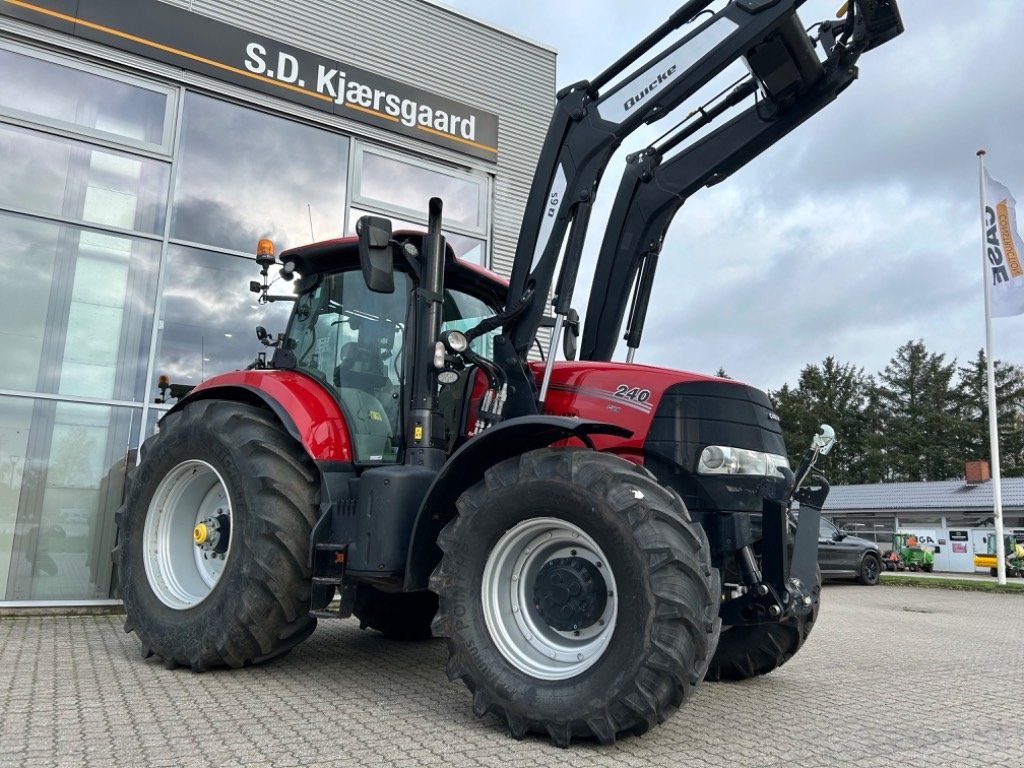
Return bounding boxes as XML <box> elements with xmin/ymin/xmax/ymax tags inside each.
<box><xmin>817</xmin><ymin>517</ymin><xmax>883</xmax><ymax>586</ymax></box>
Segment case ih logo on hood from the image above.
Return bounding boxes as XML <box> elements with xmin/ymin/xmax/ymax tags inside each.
<box><xmin>767</xmin><ymin>411</ymin><xmax>781</xmax><ymax>422</ymax></box>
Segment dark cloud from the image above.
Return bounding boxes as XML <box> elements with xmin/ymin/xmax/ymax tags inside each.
<box><xmin>173</xmin><ymin>93</ymin><xmax>348</xmax><ymax>252</ymax></box>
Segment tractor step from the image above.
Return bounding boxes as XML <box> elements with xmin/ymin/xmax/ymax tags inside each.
<box><xmin>310</xmin><ymin>540</ymin><xmax>351</xmax><ymax>619</ymax></box>
<box><xmin>309</xmin><ymin>578</ymin><xmax>355</xmax><ymax>620</ymax></box>
<box><xmin>310</xmin><ymin>607</ymin><xmax>343</xmax><ymax>619</ymax></box>
<box><xmin>312</xmin><ymin>576</ymin><xmax>344</xmax><ymax>586</ymax></box>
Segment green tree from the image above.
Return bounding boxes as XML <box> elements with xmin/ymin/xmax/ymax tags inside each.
<box><xmin>770</xmin><ymin>357</ymin><xmax>879</xmax><ymax>484</ymax></box>
<box><xmin>957</xmin><ymin>349</ymin><xmax>1024</xmax><ymax>477</ymax></box>
<box><xmin>875</xmin><ymin>340</ymin><xmax>961</xmax><ymax>481</ymax></box>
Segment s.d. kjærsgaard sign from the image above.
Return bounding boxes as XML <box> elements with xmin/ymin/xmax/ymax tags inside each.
<box><xmin>0</xmin><ymin>0</ymin><xmax>499</xmax><ymax>161</ymax></box>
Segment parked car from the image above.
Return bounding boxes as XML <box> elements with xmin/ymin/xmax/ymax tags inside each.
<box><xmin>818</xmin><ymin>517</ymin><xmax>883</xmax><ymax>586</ymax></box>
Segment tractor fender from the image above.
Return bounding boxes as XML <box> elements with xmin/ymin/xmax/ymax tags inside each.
<box><xmin>403</xmin><ymin>415</ymin><xmax>632</xmax><ymax>590</ymax></box>
<box><xmin>164</xmin><ymin>369</ymin><xmax>353</xmax><ymax>462</ymax></box>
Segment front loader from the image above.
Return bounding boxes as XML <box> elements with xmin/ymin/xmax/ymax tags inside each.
<box><xmin>115</xmin><ymin>0</ymin><xmax>903</xmax><ymax>746</ymax></box>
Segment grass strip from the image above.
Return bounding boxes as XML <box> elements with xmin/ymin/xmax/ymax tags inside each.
<box><xmin>880</xmin><ymin>573</ymin><xmax>1024</xmax><ymax>594</ymax></box>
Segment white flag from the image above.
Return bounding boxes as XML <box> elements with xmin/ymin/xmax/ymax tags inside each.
<box><xmin>983</xmin><ymin>170</ymin><xmax>1024</xmax><ymax>317</ymax></box>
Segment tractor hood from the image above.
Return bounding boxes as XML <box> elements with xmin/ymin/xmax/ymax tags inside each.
<box><xmin>530</xmin><ymin>361</ymin><xmax>784</xmax><ymax>477</ymax></box>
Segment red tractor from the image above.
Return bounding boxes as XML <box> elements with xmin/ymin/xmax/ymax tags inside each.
<box><xmin>115</xmin><ymin>0</ymin><xmax>902</xmax><ymax>746</ymax></box>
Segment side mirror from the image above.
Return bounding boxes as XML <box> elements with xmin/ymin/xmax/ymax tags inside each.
<box><xmin>811</xmin><ymin>424</ymin><xmax>836</xmax><ymax>455</ymax></box>
<box><xmin>562</xmin><ymin>309</ymin><xmax>579</xmax><ymax>361</ymax></box>
<box><xmin>356</xmin><ymin>216</ymin><xmax>395</xmax><ymax>294</ymax></box>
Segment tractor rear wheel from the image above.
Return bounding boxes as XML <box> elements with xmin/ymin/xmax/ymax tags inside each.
<box><xmin>354</xmin><ymin>585</ymin><xmax>438</xmax><ymax>640</ymax></box>
<box><xmin>114</xmin><ymin>400</ymin><xmax>319</xmax><ymax>670</ymax></box>
<box><xmin>705</xmin><ymin>565</ymin><xmax>820</xmax><ymax>682</ymax></box>
<box><xmin>430</xmin><ymin>448</ymin><xmax>720</xmax><ymax>747</ymax></box>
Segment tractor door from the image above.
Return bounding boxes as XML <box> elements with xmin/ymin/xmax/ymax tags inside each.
<box><xmin>285</xmin><ymin>268</ymin><xmax>411</xmax><ymax>463</ymax></box>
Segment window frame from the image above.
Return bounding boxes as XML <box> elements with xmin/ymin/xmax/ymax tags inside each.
<box><xmin>350</xmin><ymin>142</ymin><xmax>491</xmax><ymax>240</ymax></box>
<box><xmin>0</xmin><ymin>40</ymin><xmax>178</xmax><ymax>155</ymax></box>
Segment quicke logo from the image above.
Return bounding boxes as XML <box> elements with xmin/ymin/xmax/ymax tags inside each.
<box><xmin>623</xmin><ymin>64</ymin><xmax>677</xmax><ymax>113</ymax></box>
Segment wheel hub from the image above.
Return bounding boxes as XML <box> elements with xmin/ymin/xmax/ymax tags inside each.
<box><xmin>533</xmin><ymin>557</ymin><xmax>607</xmax><ymax>631</ymax></box>
<box><xmin>193</xmin><ymin>512</ymin><xmax>230</xmax><ymax>557</ymax></box>
<box><xmin>142</xmin><ymin>460</ymin><xmax>233</xmax><ymax>610</ymax></box>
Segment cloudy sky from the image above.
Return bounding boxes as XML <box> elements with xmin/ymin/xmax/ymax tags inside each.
<box><xmin>443</xmin><ymin>0</ymin><xmax>1024</xmax><ymax>392</ymax></box>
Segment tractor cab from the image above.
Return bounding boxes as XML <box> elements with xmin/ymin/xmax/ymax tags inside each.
<box><xmin>257</xmin><ymin>231</ymin><xmax>506</xmax><ymax>464</ymax></box>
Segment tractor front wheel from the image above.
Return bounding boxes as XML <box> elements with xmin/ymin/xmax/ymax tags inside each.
<box><xmin>430</xmin><ymin>448</ymin><xmax>720</xmax><ymax>746</ymax></box>
<box><xmin>705</xmin><ymin>564</ymin><xmax>821</xmax><ymax>682</ymax></box>
<box><xmin>114</xmin><ymin>400</ymin><xmax>319</xmax><ymax>670</ymax></box>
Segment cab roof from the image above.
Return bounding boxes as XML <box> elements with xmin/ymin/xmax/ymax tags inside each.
<box><xmin>280</xmin><ymin>231</ymin><xmax>508</xmax><ymax>305</ymax></box>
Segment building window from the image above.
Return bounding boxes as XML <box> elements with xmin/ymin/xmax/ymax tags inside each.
<box><xmin>349</xmin><ymin>144</ymin><xmax>490</xmax><ymax>265</ymax></box>
<box><xmin>171</xmin><ymin>92</ymin><xmax>349</xmax><ymax>254</ymax></box>
<box><xmin>0</xmin><ymin>395</ymin><xmax>141</xmax><ymax>601</ymax></box>
<box><xmin>0</xmin><ymin>212</ymin><xmax>160</xmax><ymax>402</ymax></box>
<box><xmin>151</xmin><ymin>245</ymin><xmax>292</xmax><ymax>398</ymax></box>
<box><xmin>354</xmin><ymin>146</ymin><xmax>488</xmax><ymax>232</ymax></box>
<box><xmin>0</xmin><ymin>44</ymin><xmax>174</xmax><ymax>151</ymax></box>
<box><xmin>0</xmin><ymin>123</ymin><xmax>170</xmax><ymax>234</ymax></box>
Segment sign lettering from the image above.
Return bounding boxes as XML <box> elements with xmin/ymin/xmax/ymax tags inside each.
<box><xmin>0</xmin><ymin>0</ymin><xmax>499</xmax><ymax>160</ymax></box>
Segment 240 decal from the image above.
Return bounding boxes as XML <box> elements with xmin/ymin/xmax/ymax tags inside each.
<box><xmin>613</xmin><ymin>384</ymin><xmax>651</xmax><ymax>403</ymax></box>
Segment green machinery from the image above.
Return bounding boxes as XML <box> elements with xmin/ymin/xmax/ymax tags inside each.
<box><xmin>974</xmin><ymin>534</ymin><xmax>1024</xmax><ymax>578</ymax></box>
<box><xmin>893</xmin><ymin>533</ymin><xmax>934</xmax><ymax>572</ymax></box>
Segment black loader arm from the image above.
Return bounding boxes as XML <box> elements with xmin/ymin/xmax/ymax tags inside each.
<box><xmin>498</xmin><ymin>0</ymin><xmax>903</xmax><ymax>409</ymax></box>
<box><xmin>580</xmin><ymin>0</ymin><xmax>904</xmax><ymax>361</ymax></box>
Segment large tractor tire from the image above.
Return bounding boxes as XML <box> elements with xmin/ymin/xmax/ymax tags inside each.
<box><xmin>430</xmin><ymin>448</ymin><xmax>720</xmax><ymax>747</ymax></box>
<box><xmin>705</xmin><ymin>564</ymin><xmax>820</xmax><ymax>682</ymax></box>
<box><xmin>114</xmin><ymin>400</ymin><xmax>319</xmax><ymax>670</ymax></box>
<box><xmin>354</xmin><ymin>584</ymin><xmax>438</xmax><ymax>640</ymax></box>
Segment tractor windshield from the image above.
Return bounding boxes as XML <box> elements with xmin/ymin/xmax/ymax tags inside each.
<box><xmin>285</xmin><ymin>270</ymin><xmax>410</xmax><ymax>464</ymax></box>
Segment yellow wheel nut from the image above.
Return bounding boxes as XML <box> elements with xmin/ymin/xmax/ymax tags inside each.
<box><xmin>193</xmin><ymin>522</ymin><xmax>208</xmax><ymax>545</ymax></box>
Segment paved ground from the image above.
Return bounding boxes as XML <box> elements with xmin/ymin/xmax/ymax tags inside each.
<box><xmin>1</xmin><ymin>585</ymin><xmax>1022</xmax><ymax>768</ymax></box>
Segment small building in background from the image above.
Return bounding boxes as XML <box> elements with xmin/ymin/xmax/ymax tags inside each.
<box><xmin>823</xmin><ymin>462</ymin><xmax>1024</xmax><ymax>574</ymax></box>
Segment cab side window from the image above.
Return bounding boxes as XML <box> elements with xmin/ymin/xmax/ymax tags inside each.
<box><xmin>441</xmin><ymin>289</ymin><xmax>498</xmax><ymax>357</ymax></box>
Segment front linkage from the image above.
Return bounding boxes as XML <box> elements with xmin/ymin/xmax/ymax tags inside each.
<box><xmin>719</xmin><ymin>426</ymin><xmax>836</xmax><ymax>627</ymax></box>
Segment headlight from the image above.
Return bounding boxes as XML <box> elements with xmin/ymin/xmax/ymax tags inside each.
<box><xmin>697</xmin><ymin>445</ymin><xmax>789</xmax><ymax>476</ymax></box>
<box><xmin>441</xmin><ymin>329</ymin><xmax>469</xmax><ymax>353</ymax></box>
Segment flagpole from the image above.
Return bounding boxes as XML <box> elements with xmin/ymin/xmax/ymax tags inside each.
<box><xmin>977</xmin><ymin>149</ymin><xmax>1007</xmax><ymax>585</ymax></box>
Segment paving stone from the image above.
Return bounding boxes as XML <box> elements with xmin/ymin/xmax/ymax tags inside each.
<box><xmin>0</xmin><ymin>586</ymin><xmax>1021</xmax><ymax>767</ymax></box>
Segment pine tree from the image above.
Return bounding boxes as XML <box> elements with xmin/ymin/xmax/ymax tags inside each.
<box><xmin>957</xmin><ymin>349</ymin><xmax>1024</xmax><ymax>477</ymax></box>
<box><xmin>875</xmin><ymin>340</ymin><xmax>960</xmax><ymax>481</ymax></box>
<box><xmin>770</xmin><ymin>357</ymin><xmax>878</xmax><ymax>484</ymax></box>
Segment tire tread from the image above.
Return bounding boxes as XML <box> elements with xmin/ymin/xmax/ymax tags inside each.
<box><xmin>430</xmin><ymin>447</ymin><xmax>720</xmax><ymax>746</ymax></box>
<box><xmin>114</xmin><ymin>401</ymin><xmax>318</xmax><ymax>671</ymax></box>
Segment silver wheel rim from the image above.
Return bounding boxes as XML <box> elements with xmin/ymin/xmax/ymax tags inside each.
<box><xmin>143</xmin><ymin>460</ymin><xmax>233</xmax><ymax>610</ymax></box>
<box><xmin>481</xmin><ymin>517</ymin><xmax>618</xmax><ymax>681</ymax></box>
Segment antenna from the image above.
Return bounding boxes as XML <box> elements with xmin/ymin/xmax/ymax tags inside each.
<box><xmin>307</xmin><ymin>204</ymin><xmax>315</xmax><ymax>241</ymax></box>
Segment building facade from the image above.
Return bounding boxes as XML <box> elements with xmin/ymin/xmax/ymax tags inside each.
<box><xmin>0</xmin><ymin>0</ymin><xmax>555</xmax><ymax>604</ymax></box>
<box><xmin>823</xmin><ymin>474</ymin><xmax>1024</xmax><ymax>573</ymax></box>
